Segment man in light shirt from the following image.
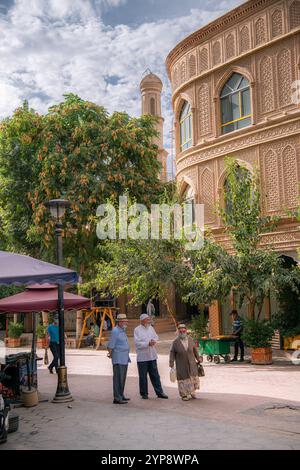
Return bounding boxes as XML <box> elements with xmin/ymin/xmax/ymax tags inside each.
<box><xmin>134</xmin><ymin>313</ymin><xmax>168</xmax><ymax>400</ymax></box>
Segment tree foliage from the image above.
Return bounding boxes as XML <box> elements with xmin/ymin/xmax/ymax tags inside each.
<box><xmin>0</xmin><ymin>94</ymin><xmax>164</xmax><ymax>279</ymax></box>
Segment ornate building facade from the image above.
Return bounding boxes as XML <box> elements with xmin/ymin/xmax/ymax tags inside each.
<box><xmin>166</xmin><ymin>0</ymin><xmax>300</xmax><ymax>334</ymax></box>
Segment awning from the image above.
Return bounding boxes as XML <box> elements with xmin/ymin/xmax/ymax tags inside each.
<box><xmin>0</xmin><ymin>251</ymin><xmax>79</xmax><ymax>286</ymax></box>
<box><xmin>0</xmin><ymin>284</ymin><xmax>90</xmax><ymax>313</ymax></box>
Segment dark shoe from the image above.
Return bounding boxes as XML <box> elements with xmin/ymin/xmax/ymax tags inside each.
<box><xmin>230</xmin><ymin>358</ymin><xmax>238</xmax><ymax>362</ymax></box>
<box><xmin>113</xmin><ymin>399</ymin><xmax>128</xmax><ymax>404</ymax></box>
<box><xmin>141</xmin><ymin>395</ymin><xmax>148</xmax><ymax>399</ymax></box>
<box><xmin>122</xmin><ymin>397</ymin><xmax>130</xmax><ymax>401</ymax></box>
<box><xmin>48</xmin><ymin>367</ymin><xmax>53</xmax><ymax>374</ymax></box>
<box><xmin>157</xmin><ymin>393</ymin><xmax>168</xmax><ymax>399</ymax></box>
<box><xmin>239</xmin><ymin>358</ymin><xmax>244</xmax><ymax>362</ymax></box>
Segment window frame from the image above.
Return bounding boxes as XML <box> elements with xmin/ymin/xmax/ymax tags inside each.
<box><xmin>220</xmin><ymin>73</ymin><xmax>252</xmax><ymax>135</ymax></box>
<box><xmin>179</xmin><ymin>101</ymin><xmax>193</xmax><ymax>151</ymax></box>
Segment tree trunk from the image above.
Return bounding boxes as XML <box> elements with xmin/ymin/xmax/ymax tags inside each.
<box><xmin>248</xmin><ymin>302</ymin><xmax>255</xmax><ymax>320</ymax></box>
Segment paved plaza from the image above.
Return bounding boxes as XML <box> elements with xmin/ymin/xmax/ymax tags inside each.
<box><xmin>2</xmin><ymin>334</ymin><xmax>300</xmax><ymax>450</ymax></box>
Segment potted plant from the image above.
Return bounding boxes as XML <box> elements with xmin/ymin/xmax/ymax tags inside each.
<box><xmin>7</xmin><ymin>322</ymin><xmax>24</xmax><ymax>348</ymax></box>
<box><xmin>242</xmin><ymin>319</ymin><xmax>274</xmax><ymax>364</ymax></box>
<box><xmin>37</xmin><ymin>324</ymin><xmax>48</xmax><ymax>348</ymax></box>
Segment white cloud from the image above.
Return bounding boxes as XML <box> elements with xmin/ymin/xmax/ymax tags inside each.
<box><xmin>0</xmin><ymin>0</ymin><xmax>242</xmax><ymax>171</ymax></box>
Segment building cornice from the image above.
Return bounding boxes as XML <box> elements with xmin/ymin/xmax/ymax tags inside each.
<box><xmin>176</xmin><ymin>114</ymin><xmax>300</xmax><ymax>175</ymax></box>
<box><xmin>166</xmin><ymin>0</ymin><xmax>280</xmax><ymax>77</ymax></box>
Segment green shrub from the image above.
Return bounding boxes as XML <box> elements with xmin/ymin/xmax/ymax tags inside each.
<box><xmin>242</xmin><ymin>319</ymin><xmax>274</xmax><ymax>348</ymax></box>
<box><xmin>8</xmin><ymin>322</ymin><xmax>24</xmax><ymax>339</ymax></box>
<box><xmin>37</xmin><ymin>324</ymin><xmax>47</xmax><ymax>338</ymax></box>
<box><xmin>190</xmin><ymin>312</ymin><xmax>208</xmax><ymax>339</ymax></box>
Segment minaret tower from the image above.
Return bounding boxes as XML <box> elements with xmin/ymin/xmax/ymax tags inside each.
<box><xmin>140</xmin><ymin>72</ymin><xmax>168</xmax><ymax>182</ymax></box>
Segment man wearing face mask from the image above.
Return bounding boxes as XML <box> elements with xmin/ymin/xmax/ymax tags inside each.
<box><xmin>169</xmin><ymin>324</ymin><xmax>201</xmax><ymax>401</ymax></box>
<box><xmin>107</xmin><ymin>314</ymin><xmax>131</xmax><ymax>404</ymax></box>
<box><xmin>134</xmin><ymin>313</ymin><xmax>168</xmax><ymax>400</ymax></box>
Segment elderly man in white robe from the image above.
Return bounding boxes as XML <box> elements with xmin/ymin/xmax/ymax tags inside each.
<box><xmin>134</xmin><ymin>313</ymin><xmax>168</xmax><ymax>400</ymax></box>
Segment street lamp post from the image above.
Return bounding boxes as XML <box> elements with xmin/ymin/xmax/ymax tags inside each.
<box><xmin>45</xmin><ymin>198</ymin><xmax>73</xmax><ymax>403</ymax></box>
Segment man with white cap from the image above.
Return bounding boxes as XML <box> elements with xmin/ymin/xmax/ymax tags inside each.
<box><xmin>134</xmin><ymin>313</ymin><xmax>168</xmax><ymax>400</ymax></box>
<box><xmin>107</xmin><ymin>313</ymin><xmax>131</xmax><ymax>404</ymax></box>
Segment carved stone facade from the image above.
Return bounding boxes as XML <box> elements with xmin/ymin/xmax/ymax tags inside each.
<box><xmin>166</xmin><ymin>0</ymin><xmax>300</xmax><ymax>327</ymax></box>
<box><xmin>166</xmin><ymin>0</ymin><xmax>300</xmax><ymax>258</ymax></box>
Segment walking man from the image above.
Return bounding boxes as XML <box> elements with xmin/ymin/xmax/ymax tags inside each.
<box><xmin>134</xmin><ymin>313</ymin><xmax>168</xmax><ymax>400</ymax></box>
<box><xmin>230</xmin><ymin>309</ymin><xmax>245</xmax><ymax>362</ymax></box>
<box><xmin>107</xmin><ymin>314</ymin><xmax>131</xmax><ymax>404</ymax></box>
<box><xmin>46</xmin><ymin>314</ymin><xmax>60</xmax><ymax>374</ymax></box>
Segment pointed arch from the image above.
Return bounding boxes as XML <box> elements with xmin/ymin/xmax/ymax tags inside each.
<box><xmin>289</xmin><ymin>1</ymin><xmax>300</xmax><ymax>30</ymax></box>
<box><xmin>271</xmin><ymin>9</ymin><xmax>283</xmax><ymax>37</ymax></box>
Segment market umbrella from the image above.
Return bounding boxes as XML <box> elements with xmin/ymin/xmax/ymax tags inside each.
<box><xmin>0</xmin><ymin>284</ymin><xmax>90</xmax><ymax>312</ymax></box>
<box><xmin>0</xmin><ymin>251</ymin><xmax>80</xmax><ymax>399</ymax></box>
<box><xmin>0</xmin><ymin>251</ymin><xmax>79</xmax><ymax>286</ymax></box>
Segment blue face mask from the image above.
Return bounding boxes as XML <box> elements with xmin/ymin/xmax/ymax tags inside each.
<box><xmin>179</xmin><ymin>333</ymin><xmax>187</xmax><ymax>339</ymax></box>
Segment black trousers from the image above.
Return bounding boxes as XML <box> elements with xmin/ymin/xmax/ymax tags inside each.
<box><xmin>234</xmin><ymin>336</ymin><xmax>245</xmax><ymax>359</ymax></box>
<box><xmin>113</xmin><ymin>364</ymin><xmax>128</xmax><ymax>401</ymax></box>
<box><xmin>49</xmin><ymin>342</ymin><xmax>60</xmax><ymax>372</ymax></box>
<box><xmin>137</xmin><ymin>360</ymin><xmax>164</xmax><ymax>397</ymax></box>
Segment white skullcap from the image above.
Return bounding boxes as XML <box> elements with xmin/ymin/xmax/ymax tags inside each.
<box><xmin>140</xmin><ymin>313</ymin><xmax>150</xmax><ymax>321</ymax></box>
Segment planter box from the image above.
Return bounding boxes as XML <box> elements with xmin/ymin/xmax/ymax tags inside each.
<box><xmin>6</xmin><ymin>337</ymin><xmax>22</xmax><ymax>348</ymax></box>
<box><xmin>37</xmin><ymin>338</ymin><xmax>48</xmax><ymax>349</ymax></box>
<box><xmin>251</xmin><ymin>347</ymin><xmax>272</xmax><ymax>365</ymax></box>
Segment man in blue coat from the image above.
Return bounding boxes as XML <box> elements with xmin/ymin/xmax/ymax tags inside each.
<box><xmin>107</xmin><ymin>314</ymin><xmax>131</xmax><ymax>404</ymax></box>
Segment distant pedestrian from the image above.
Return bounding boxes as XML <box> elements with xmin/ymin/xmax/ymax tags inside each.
<box><xmin>46</xmin><ymin>314</ymin><xmax>60</xmax><ymax>374</ymax></box>
<box><xmin>107</xmin><ymin>314</ymin><xmax>131</xmax><ymax>404</ymax></box>
<box><xmin>134</xmin><ymin>314</ymin><xmax>168</xmax><ymax>400</ymax></box>
<box><xmin>146</xmin><ymin>299</ymin><xmax>156</xmax><ymax>317</ymax></box>
<box><xmin>169</xmin><ymin>324</ymin><xmax>201</xmax><ymax>401</ymax></box>
<box><xmin>230</xmin><ymin>310</ymin><xmax>244</xmax><ymax>362</ymax></box>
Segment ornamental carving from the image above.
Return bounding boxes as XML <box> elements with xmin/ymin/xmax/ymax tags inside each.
<box><xmin>176</xmin><ymin>120</ymin><xmax>300</xmax><ymax>173</ymax></box>
<box><xmin>290</xmin><ymin>0</ymin><xmax>300</xmax><ymax>30</ymax></box>
<box><xmin>181</xmin><ymin>61</ymin><xmax>186</xmax><ymax>84</ymax></box>
<box><xmin>198</xmin><ymin>83</ymin><xmax>211</xmax><ymax>136</ymax></box>
<box><xmin>240</xmin><ymin>25</ymin><xmax>250</xmax><ymax>53</ymax></box>
<box><xmin>264</xmin><ymin>149</ymin><xmax>280</xmax><ymax>212</ymax></box>
<box><xmin>255</xmin><ymin>17</ymin><xmax>266</xmax><ymax>46</ymax></box>
<box><xmin>212</xmin><ymin>41</ymin><xmax>221</xmax><ymax>66</ymax></box>
<box><xmin>199</xmin><ymin>48</ymin><xmax>208</xmax><ymax>73</ymax></box>
<box><xmin>189</xmin><ymin>55</ymin><xmax>196</xmax><ymax>78</ymax></box>
<box><xmin>260</xmin><ymin>55</ymin><xmax>275</xmax><ymax>113</ymax></box>
<box><xmin>201</xmin><ymin>168</ymin><xmax>215</xmax><ymax>222</ymax></box>
<box><xmin>282</xmin><ymin>145</ymin><xmax>298</xmax><ymax>207</ymax></box>
<box><xmin>225</xmin><ymin>33</ymin><xmax>235</xmax><ymax>60</ymax></box>
<box><xmin>277</xmin><ymin>48</ymin><xmax>293</xmax><ymax>107</ymax></box>
<box><xmin>271</xmin><ymin>9</ymin><xmax>283</xmax><ymax>38</ymax></box>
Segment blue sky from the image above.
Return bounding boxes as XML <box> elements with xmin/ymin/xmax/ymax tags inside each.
<box><xmin>0</xmin><ymin>0</ymin><xmax>243</xmax><ymax>168</ymax></box>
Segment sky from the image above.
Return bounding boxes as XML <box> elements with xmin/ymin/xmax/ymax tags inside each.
<box><xmin>0</xmin><ymin>0</ymin><xmax>244</xmax><ymax>174</ymax></box>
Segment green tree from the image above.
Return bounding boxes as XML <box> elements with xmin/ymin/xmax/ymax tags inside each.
<box><xmin>185</xmin><ymin>159</ymin><xmax>300</xmax><ymax>319</ymax></box>
<box><xmin>0</xmin><ymin>101</ymin><xmax>44</xmax><ymax>254</ymax></box>
<box><xmin>0</xmin><ymin>94</ymin><xmax>163</xmax><ymax>280</ymax></box>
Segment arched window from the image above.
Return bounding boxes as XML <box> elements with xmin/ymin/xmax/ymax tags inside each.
<box><xmin>183</xmin><ymin>185</ymin><xmax>195</xmax><ymax>224</ymax></box>
<box><xmin>150</xmin><ymin>97</ymin><xmax>156</xmax><ymax>116</ymax></box>
<box><xmin>220</xmin><ymin>73</ymin><xmax>251</xmax><ymax>134</ymax></box>
<box><xmin>179</xmin><ymin>101</ymin><xmax>192</xmax><ymax>151</ymax></box>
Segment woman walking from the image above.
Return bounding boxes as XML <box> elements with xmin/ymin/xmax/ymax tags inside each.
<box><xmin>169</xmin><ymin>324</ymin><xmax>201</xmax><ymax>401</ymax></box>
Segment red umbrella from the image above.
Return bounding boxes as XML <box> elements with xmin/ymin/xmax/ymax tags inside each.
<box><xmin>0</xmin><ymin>284</ymin><xmax>90</xmax><ymax>313</ymax></box>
